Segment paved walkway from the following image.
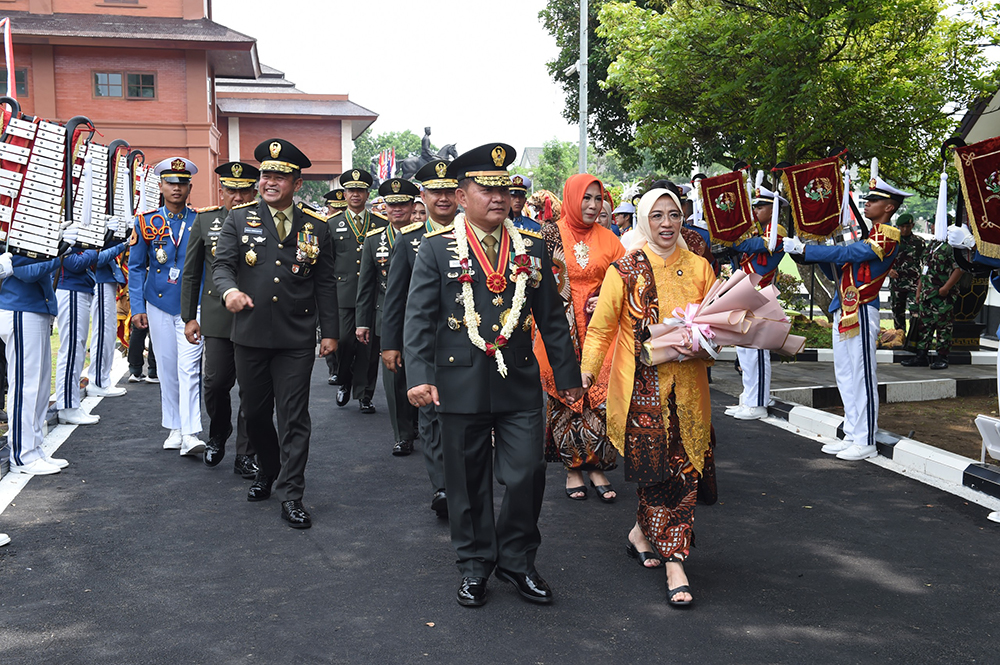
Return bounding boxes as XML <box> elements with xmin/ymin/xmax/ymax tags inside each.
<box><xmin>1</xmin><ymin>362</ymin><xmax>998</xmax><ymax>663</ymax></box>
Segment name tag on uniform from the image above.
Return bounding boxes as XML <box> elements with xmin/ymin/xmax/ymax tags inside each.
<box><xmin>168</xmin><ymin>266</ymin><xmax>180</xmax><ymax>284</ymax></box>
<box><xmin>244</xmin><ymin>226</ymin><xmax>263</xmax><ymax>236</ymax></box>
<box><xmin>449</xmin><ymin>259</ymin><xmax>462</xmax><ymax>268</ymax></box>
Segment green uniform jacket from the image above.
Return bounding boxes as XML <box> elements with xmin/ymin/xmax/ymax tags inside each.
<box><xmin>381</xmin><ymin>220</ymin><xmax>428</xmax><ymax>351</ymax></box>
<box><xmin>917</xmin><ymin>240</ymin><xmax>959</xmax><ymax>302</ymax></box>
<box><xmin>329</xmin><ymin>209</ymin><xmax>380</xmax><ymax>309</ymax></box>
<box><xmin>356</xmin><ymin>224</ymin><xmax>399</xmax><ymax>337</ymax></box>
<box><xmin>212</xmin><ymin>200</ymin><xmax>339</xmax><ymax>348</ymax></box>
<box><xmin>404</xmin><ymin>224</ymin><xmax>580</xmax><ymax>414</ymax></box>
<box><xmin>181</xmin><ymin>205</ymin><xmax>233</xmax><ymax>338</ymax></box>
<box><xmin>893</xmin><ymin>233</ymin><xmax>926</xmax><ymax>291</ymax></box>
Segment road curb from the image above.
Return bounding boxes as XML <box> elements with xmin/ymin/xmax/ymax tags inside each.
<box><xmin>766</xmin><ymin>398</ymin><xmax>1000</xmax><ymax>501</ymax></box>
<box><xmin>771</xmin><ymin>376</ymin><xmax>997</xmax><ymax>408</ymax></box>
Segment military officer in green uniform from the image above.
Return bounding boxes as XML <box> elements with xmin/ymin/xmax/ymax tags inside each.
<box><xmin>901</xmin><ymin>236</ymin><xmax>962</xmax><ymax>370</ymax></box>
<box><xmin>357</xmin><ymin>177</ymin><xmax>420</xmax><ymax>457</ymax></box>
<box><xmin>888</xmin><ymin>213</ymin><xmax>925</xmax><ymax>333</ymax></box>
<box><xmin>329</xmin><ymin>169</ymin><xmax>380</xmax><ymax>412</ymax></box>
<box><xmin>322</xmin><ymin>188</ymin><xmax>349</xmax><ymax>384</ymax></box>
<box><xmin>213</xmin><ymin>138</ymin><xmax>338</xmax><ymax>529</ymax></box>
<box><xmin>405</xmin><ymin>143</ymin><xmax>582</xmax><ymax>607</ymax></box>
<box><xmin>181</xmin><ymin>161</ymin><xmax>260</xmax><ymax>478</ymax></box>
<box><xmin>382</xmin><ymin>159</ymin><xmax>458</xmax><ymax>519</ymax></box>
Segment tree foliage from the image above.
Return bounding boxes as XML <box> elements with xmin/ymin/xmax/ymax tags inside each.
<box><xmin>594</xmin><ymin>0</ymin><xmax>999</xmax><ymax>193</ymax></box>
<box><xmin>352</xmin><ymin>129</ymin><xmax>434</xmax><ymax>171</ymax></box>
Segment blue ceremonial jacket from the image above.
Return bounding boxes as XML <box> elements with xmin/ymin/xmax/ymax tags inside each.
<box><xmin>511</xmin><ymin>215</ymin><xmax>541</xmax><ymax>233</ymax></box>
<box><xmin>54</xmin><ymin>249</ymin><xmax>99</xmax><ymax>293</ymax></box>
<box><xmin>0</xmin><ymin>256</ymin><xmax>61</xmax><ymax>316</ymax></box>
<box><xmin>802</xmin><ymin>240</ymin><xmax>896</xmax><ymax>312</ymax></box>
<box><xmin>733</xmin><ymin>235</ymin><xmax>785</xmax><ymax>284</ymax></box>
<box><xmin>128</xmin><ymin>206</ymin><xmax>196</xmax><ymax>316</ymax></box>
<box><xmin>94</xmin><ymin>242</ymin><xmax>128</xmax><ymax>285</ymax></box>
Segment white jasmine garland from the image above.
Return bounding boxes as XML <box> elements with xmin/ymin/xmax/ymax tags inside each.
<box><xmin>453</xmin><ymin>213</ymin><xmax>529</xmax><ymax>378</ymax></box>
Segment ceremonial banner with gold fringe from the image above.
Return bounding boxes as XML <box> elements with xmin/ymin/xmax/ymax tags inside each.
<box><xmin>699</xmin><ymin>170</ymin><xmax>754</xmax><ymax>245</ymax></box>
<box><xmin>954</xmin><ymin>136</ymin><xmax>1000</xmax><ymax>259</ymax></box>
<box><xmin>777</xmin><ymin>154</ymin><xmax>844</xmax><ymax>241</ymax></box>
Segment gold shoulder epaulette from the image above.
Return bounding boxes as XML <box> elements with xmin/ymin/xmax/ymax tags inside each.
<box><xmin>518</xmin><ymin>228</ymin><xmax>543</xmax><ymax>239</ymax></box>
<box><xmin>232</xmin><ymin>201</ymin><xmax>257</xmax><ymax>210</ymax></box>
<box><xmin>367</xmin><ymin>226</ymin><xmax>386</xmax><ymax>237</ymax></box>
<box><xmin>880</xmin><ymin>224</ymin><xmax>901</xmax><ymax>242</ymax></box>
<box><xmin>372</xmin><ymin>211</ymin><xmax>388</xmax><ymax>221</ymax></box>
<box><xmin>426</xmin><ymin>224</ymin><xmax>454</xmax><ymax>238</ymax></box>
<box><xmin>401</xmin><ymin>221</ymin><xmax>423</xmax><ymax>234</ymax></box>
<box><xmin>196</xmin><ymin>205</ymin><xmax>223</xmax><ymax>213</ymax></box>
<box><xmin>302</xmin><ymin>207</ymin><xmax>329</xmax><ymax>222</ymax></box>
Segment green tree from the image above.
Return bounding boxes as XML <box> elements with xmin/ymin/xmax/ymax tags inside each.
<box><xmin>534</xmin><ymin>139</ymin><xmax>579</xmax><ymax>193</ymax></box>
<box><xmin>595</xmin><ymin>0</ymin><xmax>999</xmax><ymax>194</ymax></box>
<box><xmin>352</xmin><ymin>129</ymin><xmax>433</xmax><ymax>172</ymax></box>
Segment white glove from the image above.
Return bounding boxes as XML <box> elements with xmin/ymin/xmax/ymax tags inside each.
<box><xmin>110</xmin><ymin>216</ymin><xmax>123</xmax><ymax>235</ymax></box>
<box><xmin>782</xmin><ymin>237</ymin><xmax>805</xmax><ymax>255</ymax></box>
<box><xmin>61</xmin><ymin>224</ymin><xmax>79</xmax><ymax>246</ymax></box>
<box><xmin>0</xmin><ymin>251</ymin><xmax>12</xmax><ymax>279</ymax></box>
<box><xmin>947</xmin><ymin>225</ymin><xmax>975</xmax><ymax>250</ymax></box>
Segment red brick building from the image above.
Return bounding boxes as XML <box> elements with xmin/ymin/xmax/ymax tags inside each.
<box><xmin>0</xmin><ymin>0</ymin><xmax>376</xmax><ymax>206</ymax></box>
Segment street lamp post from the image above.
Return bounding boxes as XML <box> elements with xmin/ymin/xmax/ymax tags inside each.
<box><xmin>579</xmin><ymin>0</ymin><xmax>588</xmax><ymax>174</ymax></box>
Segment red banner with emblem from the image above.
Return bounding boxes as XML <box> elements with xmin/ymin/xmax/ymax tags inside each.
<box><xmin>699</xmin><ymin>170</ymin><xmax>754</xmax><ymax>245</ymax></box>
<box><xmin>777</xmin><ymin>154</ymin><xmax>844</xmax><ymax>241</ymax></box>
<box><xmin>954</xmin><ymin>136</ymin><xmax>1000</xmax><ymax>259</ymax></box>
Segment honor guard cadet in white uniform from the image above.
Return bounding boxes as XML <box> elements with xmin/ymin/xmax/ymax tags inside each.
<box><xmin>1</xmin><ymin>224</ymin><xmax>80</xmax><ymax>475</ymax></box>
<box><xmin>726</xmin><ymin>186</ymin><xmax>786</xmax><ymax>420</ymax></box>
<box><xmin>128</xmin><ymin>157</ymin><xmax>205</xmax><ymax>456</ymax></box>
<box><xmin>357</xmin><ymin>177</ymin><xmax>420</xmax><ymax>457</ymax></box>
<box><xmin>785</xmin><ymin>175</ymin><xmax>908</xmax><ymax>461</ymax></box>
<box><xmin>329</xmin><ymin>168</ymin><xmax>381</xmax><ymax>412</ymax></box>
<box><xmin>54</xmin><ymin>246</ymin><xmax>101</xmax><ymax>424</ymax></box>
<box><xmin>182</xmin><ymin>161</ymin><xmax>260</xmax><ymax>478</ymax></box>
<box><xmin>85</xmin><ymin>228</ymin><xmax>128</xmax><ymax>397</ymax></box>
<box><xmin>382</xmin><ymin>158</ymin><xmax>458</xmax><ymax>518</ymax></box>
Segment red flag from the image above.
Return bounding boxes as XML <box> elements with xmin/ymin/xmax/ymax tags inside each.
<box><xmin>699</xmin><ymin>170</ymin><xmax>754</xmax><ymax>245</ymax></box>
<box><xmin>778</xmin><ymin>155</ymin><xmax>844</xmax><ymax>241</ymax></box>
<box><xmin>955</xmin><ymin>136</ymin><xmax>1000</xmax><ymax>259</ymax></box>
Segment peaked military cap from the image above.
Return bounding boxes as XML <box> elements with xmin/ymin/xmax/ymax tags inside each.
<box><xmin>340</xmin><ymin>168</ymin><xmax>374</xmax><ymax>189</ymax></box>
<box><xmin>154</xmin><ymin>157</ymin><xmax>197</xmax><ymax>183</ymax></box>
<box><xmin>324</xmin><ymin>189</ymin><xmax>349</xmax><ymax>209</ymax></box>
<box><xmin>752</xmin><ymin>185</ymin><xmax>788</xmax><ymax>207</ymax></box>
<box><xmin>865</xmin><ymin>176</ymin><xmax>913</xmax><ymax>204</ymax></box>
<box><xmin>414</xmin><ymin>159</ymin><xmax>457</xmax><ymax>190</ymax></box>
<box><xmin>378</xmin><ymin>178</ymin><xmax>420</xmax><ymax>203</ymax></box>
<box><xmin>509</xmin><ymin>174</ymin><xmax>532</xmax><ymax>193</ymax></box>
<box><xmin>447</xmin><ymin>142</ymin><xmax>516</xmax><ymax>187</ymax></box>
<box><xmin>254</xmin><ymin>138</ymin><xmax>310</xmax><ymax>174</ymax></box>
<box><xmin>215</xmin><ymin>161</ymin><xmax>259</xmax><ymax>190</ymax></box>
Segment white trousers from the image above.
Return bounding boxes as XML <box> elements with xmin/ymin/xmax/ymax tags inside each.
<box><xmin>86</xmin><ymin>282</ymin><xmax>118</xmax><ymax>389</ymax></box>
<box><xmin>0</xmin><ymin>310</ymin><xmax>53</xmax><ymax>466</ymax></box>
<box><xmin>737</xmin><ymin>346</ymin><xmax>771</xmax><ymax>408</ymax></box>
<box><xmin>56</xmin><ymin>290</ymin><xmax>93</xmax><ymax>410</ymax></box>
<box><xmin>833</xmin><ymin>304</ymin><xmax>879</xmax><ymax>447</ymax></box>
<box><xmin>147</xmin><ymin>304</ymin><xmax>203</xmax><ymax>434</ymax></box>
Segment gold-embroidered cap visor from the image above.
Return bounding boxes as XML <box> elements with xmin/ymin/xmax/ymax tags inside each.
<box><xmin>219</xmin><ymin>177</ymin><xmax>257</xmax><ymax>189</ymax></box>
<box><xmin>421</xmin><ymin>178</ymin><xmax>459</xmax><ymax>190</ymax></box>
<box><xmin>259</xmin><ymin>160</ymin><xmax>300</xmax><ymax>174</ymax></box>
<box><xmin>465</xmin><ymin>171</ymin><xmax>512</xmax><ymax>187</ymax></box>
<box><xmin>383</xmin><ymin>194</ymin><xmax>415</xmax><ymax>204</ymax></box>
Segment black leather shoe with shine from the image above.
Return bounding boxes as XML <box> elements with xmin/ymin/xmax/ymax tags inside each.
<box><xmin>233</xmin><ymin>454</ymin><xmax>259</xmax><ymax>479</ymax></box>
<box><xmin>495</xmin><ymin>568</ymin><xmax>553</xmax><ymax>604</ymax></box>
<box><xmin>431</xmin><ymin>490</ymin><xmax>448</xmax><ymax>518</ymax></box>
<box><xmin>392</xmin><ymin>440</ymin><xmax>413</xmax><ymax>456</ymax></box>
<box><xmin>359</xmin><ymin>398</ymin><xmax>376</xmax><ymax>414</ymax></box>
<box><xmin>328</xmin><ymin>374</ymin><xmax>340</xmax><ymax>386</ymax></box>
<box><xmin>336</xmin><ymin>384</ymin><xmax>351</xmax><ymax>407</ymax></box>
<box><xmin>457</xmin><ymin>576</ymin><xmax>487</xmax><ymax>607</ymax></box>
<box><xmin>247</xmin><ymin>472</ymin><xmax>276</xmax><ymax>502</ymax></box>
<box><xmin>281</xmin><ymin>500</ymin><xmax>312</xmax><ymax>529</ymax></box>
<box><xmin>203</xmin><ymin>438</ymin><xmax>225</xmax><ymax>467</ymax></box>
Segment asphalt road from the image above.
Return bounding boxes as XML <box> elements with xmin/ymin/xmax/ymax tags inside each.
<box><xmin>1</xmin><ymin>361</ymin><xmax>997</xmax><ymax>664</ymax></box>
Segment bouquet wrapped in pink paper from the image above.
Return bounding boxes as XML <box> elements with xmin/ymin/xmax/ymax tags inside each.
<box><xmin>640</xmin><ymin>269</ymin><xmax>806</xmax><ymax>366</ymax></box>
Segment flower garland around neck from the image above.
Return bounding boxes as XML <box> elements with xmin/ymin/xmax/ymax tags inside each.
<box><xmin>454</xmin><ymin>213</ymin><xmax>532</xmax><ymax>377</ymax></box>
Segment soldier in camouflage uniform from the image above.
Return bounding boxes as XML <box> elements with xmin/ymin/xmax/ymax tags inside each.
<box><xmin>888</xmin><ymin>214</ymin><xmax>925</xmax><ymax>332</ymax></box>
<box><xmin>901</xmin><ymin>238</ymin><xmax>963</xmax><ymax>369</ymax></box>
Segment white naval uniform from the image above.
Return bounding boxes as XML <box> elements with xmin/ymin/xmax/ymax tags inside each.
<box><xmin>146</xmin><ymin>303</ymin><xmax>202</xmax><ymax>435</ymax></box>
<box><xmin>1</xmin><ymin>310</ymin><xmax>53</xmax><ymax>466</ymax></box>
<box><xmin>833</xmin><ymin>304</ymin><xmax>880</xmax><ymax>447</ymax></box>
<box><xmin>55</xmin><ymin>289</ymin><xmax>93</xmax><ymax>410</ymax></box>
<box><xmin>87</xmin><ymin>282</ymin><xmax>118</xmax><ymax>389</ymax></box>
<box><xmin>737</xmin><ymin>346</ymin><xmax>771</xmax><ymax>408</ymax></box>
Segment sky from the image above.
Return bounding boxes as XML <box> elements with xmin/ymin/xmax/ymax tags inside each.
<box><xmin>212</xmin><ymin>0</ymin><xmax>580</xmax><ymax>160</ymax></box>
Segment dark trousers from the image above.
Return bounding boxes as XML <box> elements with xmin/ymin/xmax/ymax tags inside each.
<box><xmin>439</xmin><ymin>408</ymin><xmax>545</xmax><ymax>578</ymax></box>
<box><xmin>234</xmin><ymin>344</ymin><xmax>314</xmax><ymax>502</ymax></box>
<box><xmin>204</xmin><ymin>336</ymin><xmax>252</xmax><ymax>455</ymax></box>
<box><xmin>419</xmin><ymin>404</ymin><xmax>444</xmax><ymax>492</ymax></box>
<box><xmin>890</xmin><ymin>286</ymin><xmax>915</xmax><ymax>332</ymax></box>
<box><xmin>127</xmin><ymin>322</ymin><xmax>156</xmax><ymax>377</ymax></box>
<box><xmin>383</xmin><ymin>361</ymin><xmax>417</xmax><ymax>442</ymax></box>
<box><xmin>334</xmin><ymin>307</ymin><xmax>378</xmax><ymax>400</ymax></box>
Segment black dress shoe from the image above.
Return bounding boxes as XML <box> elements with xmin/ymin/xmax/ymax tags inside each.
<box><xmin>392</xmin><ymin>440</ymin><xmax>413</xmax><ymax>456</ymax></box>
<box><xmin>457</xmin><ymin>576</ymin><xmax>487</xmax><ymax>607</ymax></box>
<box><xmin>281</xmin><ymin>500</ymin><xmax>312</xmax><ymax>529</ymax></box>
<box><xmin>431</xmin><ymin>490</ymin><xmax>448</xmax><ymax>518</ymax></box>
<box><xmin>247</xmin><ymin>472</ymin><xmax>276</xmax><ymax>502</ymax></box>
<box><xmin>203</xmin><ymin>438</ymin><xmax>225</xmax><ymax>467</ymax></box>
<box><xmin>336</xmin><ymin>384</ymin><xmax>351</xmax><ymax>407</ymax></box>
<box><xmin>930</xmin><ymin>358</ymin><xmax>949</xmax><ymax>370</ymax></box>
<box><xmin>233</xmin><ymin>454</ymin><xmax>259</xmax><ymax>479</ymax></box>
<box><xmin>328</xmin><ymin>373</ymin><xmax>340</xmax><ymax>386</ymax></box>
<box><xmin>495</xmin><ymin>568</ymin><xmax>553</xmax><ymax>604</ymax></box>
<box><xmin>359</xmin><ymin>398</ymin><xmax>376</xmax><ymax>414</ymax></box>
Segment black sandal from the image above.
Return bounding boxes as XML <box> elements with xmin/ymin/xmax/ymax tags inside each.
<box><xmin>565</xmin><ymin>486</ymin><xmax>587</xmax><ymax>501</ymax></box>
<box><xmin>590</xmin><ymin>480</ymin><xmax>616</xmax><ymax>503</ymax></box>
<box><xmin>667</xmin><ymin>584</ymin><xmax>693</xmax><ymax>607</ymax></box>
<box><xmin>625</xmin><ymin>542</ymin><xmax>662</xmax><ymax>568</ymax></box>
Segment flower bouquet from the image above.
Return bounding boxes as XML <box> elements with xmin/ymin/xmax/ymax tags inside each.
<box><xmin>640</xmin><ymin>269</ymin><xmax>806</xmax><ymax>366</ymax></box>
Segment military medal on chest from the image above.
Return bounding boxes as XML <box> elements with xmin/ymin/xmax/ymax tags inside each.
<box><xmin>245</xmin><ymin>246</ymin><xmax>257</xmax><ymax>266</ymax></box>
<box><xmin>155</xmin><ymin>246</ymin><xmax>168</xmax><ymax>264</ymax></box>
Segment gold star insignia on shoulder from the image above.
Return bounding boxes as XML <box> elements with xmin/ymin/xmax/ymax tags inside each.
<box><xmin>492</xmin><ymin>295</ymin><xmax>504</xmax><ymax>307</ymax></box>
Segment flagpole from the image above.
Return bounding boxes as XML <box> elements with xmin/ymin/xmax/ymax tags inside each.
<box><xmin>578</xmin><ymin>0</ymin><xmax>588</xmax><ymax>174</ymax></box>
